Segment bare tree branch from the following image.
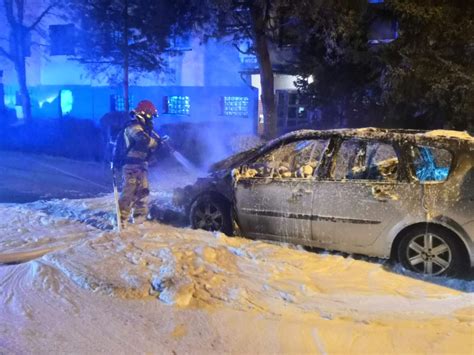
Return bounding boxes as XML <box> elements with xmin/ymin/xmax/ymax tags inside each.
<box><xmin>28</xmin><ymin>3</ymin><xmax>56</xmax><ymax>31</ymax></box>
<box><xmin>15</xmin><ymin>0</ymin><xmax>24</xmax><ymax>24</ymax></box>
<box><xmin>231</xmin><ymin>12</ymin><xmax>253</xmax><ymax>39</ymax></box>
<box><xmin>4</xmin><ymin>0</ymin><xmax>17</xmax><ymax>26</ymax></box>
<box><xmin>264</xmin><ymin>0</ymin><xmax>272</xmax><ymax>23</ymax></box>
<box><xmin>233</xmin><ymin>42</ymin><xmax>255</xmax><ymax>55</ymax></box>
<box><xmin>30</xmin><ymin>40</ymin><xmax>49</xmax><ymax>47</ymax></box>
<box><xmin>435</xmin><ymin>54</ymin><xmax>473</xmax><ymax>83</ymax></box>
<box><xmin>0</xmin><ymin>45</ymin><xmax>14</xmax><ymax>61</ymax></box>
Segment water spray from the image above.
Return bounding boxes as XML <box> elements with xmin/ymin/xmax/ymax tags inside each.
<box><xmin>150</xmin><ymin>132</ymin><xmax>201</xmax><ymax>175</ymax></box>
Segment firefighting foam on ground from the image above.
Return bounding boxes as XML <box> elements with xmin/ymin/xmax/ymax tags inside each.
<box><xmin>0</xmin><ymin>151</ymin><xmax>472</xmax><ymax>353</ymax></box>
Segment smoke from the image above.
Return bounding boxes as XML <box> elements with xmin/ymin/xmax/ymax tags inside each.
<box><xmin>158</xmin><ymin>119</ymin><xmax>262</xmax><ymax>173</ymax></box>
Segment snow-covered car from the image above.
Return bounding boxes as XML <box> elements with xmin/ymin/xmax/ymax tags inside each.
<box><xmin>173</xmin><ymin>128</ymin><xmax>474</xmax><ymax>276</ymax></box>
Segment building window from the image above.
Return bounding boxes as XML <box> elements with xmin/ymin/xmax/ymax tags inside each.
<box><xmin>221</xmin><ymin>96</ymin><xmax>249</xmax><ymax>117</ymax></box>
<box><xmin>169</xmin><ymin>34</ymin><xmax>192</xmax><ymax>51</ymax></box>
<box><xmin>368</xmin><ymin>18</ymin><xmax>398</xmax><ymax>44</ymax></box>
<box><xmin>278</xmin><ymin>7</ymin><xmax>300</xmax><ymax>47</ymax></box>
<box><xmin>111</xmin><ymin>95</ymin><xmax>134</xmax><ymax>112</ymax></box>
<box><xmin>237</xmin><ymin>41</ymin><xmax>257</xmax><ymax>68</ymax></box>
<box><xmin>50</xmin><ymin>24</ymin><xmax>75</xmax><ymax>55</ymax></box>
<box><xmin>367</xmin><ymin>2</ymin><xmax>398</xmax><ymax>45</ymax></box>
<box><xmin>276</xmin><ymin>91</ymin><xmax>310</xmax><ymax>129</ymax></box>
<box><xmin>60</xmin><ymin>90</ymin><xmax>74</xmax><ymax>116</ymax></box>
<box><xmin>163</xmin><ymin>96</ymin><xmax>190</xmax><ymax>115</ymax></box>
<box><xmin>111</xmin><ymin>31</ymin><xmax>122</xmax><ymax>45</ymax></box>
<box><xmin>287</xmin><ymin>93</ymin><xmax>307</xmax><ymax>127</ymax></box>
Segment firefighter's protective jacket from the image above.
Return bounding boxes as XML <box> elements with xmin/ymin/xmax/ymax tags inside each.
<box><xmin>123</xmin><ymin>121</ymin><xmax>158</xmax><ymax>167</ymax></box>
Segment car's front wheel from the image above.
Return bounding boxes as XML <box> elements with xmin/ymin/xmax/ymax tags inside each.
<box><xmin>398</xmin><ymin>225</ymin><xmax>465</xmax><ymax>276</ymax></box>
<box><xmin>190</xmin><ymin>195</ymin><xmax>232</xmax><ymax>235</ymax></box>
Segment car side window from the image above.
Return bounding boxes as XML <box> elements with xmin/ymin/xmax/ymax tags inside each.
<box><xmin>333</xmin><ymin>139</ymin><xmax>399</xmax><ymax>181</ymax></box>
<box><xmin>239</xmin><ymin>139</ymin><xmax>329</xmax><ymax>179</ymax></box>
<box><xmin>410</xmin><ymin>146</ymin><xmax>452</xmax><ymax>182</ymax></box>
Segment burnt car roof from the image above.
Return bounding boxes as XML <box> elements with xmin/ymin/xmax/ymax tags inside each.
<box><xmin>273</xmin><ymin>128</ymin><xmax>473</xmax><ymax>146</ymax></box>
<box><xmin>210</xmin><ymin>127</ymin><xmax>473</xmax><ymax>172</ymax></box>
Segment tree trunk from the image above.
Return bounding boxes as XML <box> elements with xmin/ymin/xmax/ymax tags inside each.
<box><xmin>9</xmin><ymin>20</ymin><xmax>32</xmax><ymax>123</ymax></box>
<box><xmin>124</xmin><ymin>54</ymin><xmax>129</xmax><ymax>113</ymax></box>
<box><xmin>250</xmin><ymin>4</ymin><xmax>277</xmax><ymax>140</ymax></box>
<box><xmin>15</xmin><ymin>44</ymin><xmax>32</xmax><ymax>123</ymax></box>
<box><xmin>123</xmin><ymin>0</ymin><xmax>130</xmax><ymax>113</ymax></box>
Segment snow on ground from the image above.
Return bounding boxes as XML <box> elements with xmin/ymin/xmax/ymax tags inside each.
<box><xmin>0</xmin><ymin>194</ymin><xmax>473</xmax><ymax>354</ymax></box>
<box><xmin>0</xmin><ymin>151</ymin><xmax>473</xmax><ymax>353</ymax></box>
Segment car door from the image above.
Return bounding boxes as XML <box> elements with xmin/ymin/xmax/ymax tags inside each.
<box><xmin>311</xmin><ymin>138</ymin><xmax>417</xmax><ymax>250</ymax></box>
<box><xmin>234</xmin><ymin>138</ymin><xmax>329</xmax><ymax>243</ymax></box>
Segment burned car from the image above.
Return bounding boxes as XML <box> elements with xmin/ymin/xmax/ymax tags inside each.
<box><xmin>173</xmin><ymin>128</ymin><xmax>474</xmax><ymax>276</ymax></box>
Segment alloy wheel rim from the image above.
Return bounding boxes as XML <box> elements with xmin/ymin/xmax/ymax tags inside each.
<box><xmin>406</xmin><ymin>233</ymin><xmax>452</xmax><ymax>275</ymax></box>
<box><xmin>194</xmin><ymin>202</ymin><xmax>223</xmax><ymax>231</ymax></box>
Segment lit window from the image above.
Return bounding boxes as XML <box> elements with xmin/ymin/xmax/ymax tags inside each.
<box><xmin>112</xmin><ymin>95</ymin><xmax>134</xmax><ymax>112</ymax></box>
<box><xmin>221</xmin><ymin>96</ymin><xmax>249</xmax><ymax>117</ymax></box>
<box><xmin>163</xmin><ymin>96</ymin><xmax>190</xmax><ymax>115</ymax></box>
<box><xmin>60</xmin><ymin>90</ymin><xmax>74</xmax><ymax>115</ymax></box>
<box><xmin>111</xmin><ymin>31</ymin><xmax>122</xmax><ymax>45</ymax></box>
<box><xmin>49</xmin><ymin>24</ymin><xmax>75</xmax><ymax>55</ymax></box>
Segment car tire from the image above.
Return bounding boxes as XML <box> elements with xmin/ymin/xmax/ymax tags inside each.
<box><xmin>190</xmin><ymin>194</ymin><xmax>232</xmax><ymax>235</ymax></box>
<box><xmin>397</xmin><ymin>225</ymin><xmax>466</xmax><ymax>277</ymax></box>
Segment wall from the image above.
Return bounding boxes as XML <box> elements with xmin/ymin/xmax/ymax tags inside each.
<box><xmin>5</xmin><ymin>84</ymin><xmax>258</xmax><ymax>124</ymax></box>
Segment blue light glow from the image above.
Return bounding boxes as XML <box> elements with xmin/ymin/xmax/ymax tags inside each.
<box><xmin>60</xmin><ymin>90</ymin><xmax>74</xmax><ymax>115</ymax></box>
<box><xmin>415</xmin><ymin>147</ymin><xmax>450</xmax><ymax>181</ymax></box>
<box><xmin>4</xmin><ymin>94</ymin><xmax>16</xmax><ymax>108</ymax></box>
<box><xmin>39</xmin><ymin>95</ymin><xmax>58</xmax><ymax>108</ymax></box>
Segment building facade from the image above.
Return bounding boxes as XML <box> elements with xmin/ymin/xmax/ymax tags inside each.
<box><xmin>0</xmin><ymin>0</ymin><xmax>257</xmax><ymax>134</ymax></box>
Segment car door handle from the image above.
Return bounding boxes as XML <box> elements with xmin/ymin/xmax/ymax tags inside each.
<box><xmin>371</xmin><ymin>186</ymin><xmax>398</xmax><ymax>202</ymax></box>
<box><xmin>291</xmin><ymin>188</ymin><xmax>311</xmax><ymax>201</ymax></box>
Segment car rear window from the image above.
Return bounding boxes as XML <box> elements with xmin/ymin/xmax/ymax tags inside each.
<box><xmin>333</xmin><ymin>139</ymin><xmax>399</xmax><ymax>181</ymax></box>
<box><xmin>411</xmin><ymin>146</ymin><xmax>452</xmax><ymax>182</ymax></box>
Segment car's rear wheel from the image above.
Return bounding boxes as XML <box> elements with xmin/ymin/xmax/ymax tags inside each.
<box><xmin>190</xmin><ymin>195</ymin><xmax>232</xmax><ymax>235</ymax></box>
<box><xmin>397</xmin><ymin>225</ymin><xmax>465</xmax><ymax>276</ymax></box>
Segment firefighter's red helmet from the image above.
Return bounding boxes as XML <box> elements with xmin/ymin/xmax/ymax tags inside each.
<box><xmin>135</xmin><ymin>100</ymin><xmax>158</xmax><ymax>119</ymax></box>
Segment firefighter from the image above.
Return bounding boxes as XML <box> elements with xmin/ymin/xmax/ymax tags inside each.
<box><xmin>116</xmin><ymin>100</ymin><xmax>160</xmax><ymax>227</ymax></box>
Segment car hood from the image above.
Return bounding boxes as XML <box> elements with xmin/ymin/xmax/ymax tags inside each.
<box><xmin>209</xmin><ymin>145</ymin><xmax>263</xmax><ymax>172</ymax></box>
